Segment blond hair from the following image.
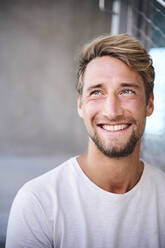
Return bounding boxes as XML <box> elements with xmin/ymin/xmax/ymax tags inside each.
<box><xmin>77</xmin><ymin>34</ymin><xmax>154</xmax><ymax>103</ymax></box>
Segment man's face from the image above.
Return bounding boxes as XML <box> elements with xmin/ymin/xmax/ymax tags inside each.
<box><xmin>78</xmin><ymin>56</ymin><xmax>154</xmax><ymax>158</ymax></box>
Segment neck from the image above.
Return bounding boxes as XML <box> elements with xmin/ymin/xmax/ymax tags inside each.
<box><xmin>77</xmin><ymin>141</ymin><xmax>144</xmax><ymax>194</ymax></box>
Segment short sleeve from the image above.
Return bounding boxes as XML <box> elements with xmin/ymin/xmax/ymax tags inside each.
<box><xmin>6</xmin><ymin>186</ymin><xmax>53</xmax><ymax>248</ymax></box>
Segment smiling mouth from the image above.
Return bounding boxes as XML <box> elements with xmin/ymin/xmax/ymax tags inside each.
<box><xmin>98</xmin><ymin>124</ymin><xmax>131</xmax><ymax>132</ymax></box>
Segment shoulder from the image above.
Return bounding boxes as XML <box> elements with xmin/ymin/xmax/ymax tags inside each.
<box><xmin>22</xmin><ymin>157</ymin><xmax>77</xmax><ymax>193</ymax></box>
<box><xmin>14</xmin><ymin>157</ymin><xmax>77</xmax><ymax>208</ymax></box>
<box><xmin>5</xmin><ymin>158</ymin><xmax>78</xmax><ymax>248</ymax></box>
<box><xmin>145</xmin><ymin>163</ymin><xmax>165</xmax><ymax>180</ymax></box>
<box><xmin>144</xmin><ymin>163</ymin><xmax>165</xmax><ymax>192</ymax></box>
<box><xmin>8</xmin><ymin>157</ymin><xmax>78</xmax><ymax>232</ymax></box>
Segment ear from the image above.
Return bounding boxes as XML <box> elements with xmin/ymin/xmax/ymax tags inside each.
<box><xmin>146</xmin><ymin>93</ymin><xmax>154</xmax><ymax>117</ymax></box>
<box><xmin>77</xmin><ymin>96</ymin><xmax>84</xmax><ymax>118</ymax></box>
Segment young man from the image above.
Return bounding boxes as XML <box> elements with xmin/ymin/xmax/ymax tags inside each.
<box><xmin>6</xmin><ymin>34</ymin><xmax>165</xmax><ymax>248</ymax></box>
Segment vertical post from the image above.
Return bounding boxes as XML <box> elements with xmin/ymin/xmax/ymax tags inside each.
<box><xmin>119</xmin><ymin>0</ymin><xmax>129</xmax><ymax>33</ymax></box>
<box><xmin>111</xmin><ymin>0</ymin><xmax>121</xmax><ymax>34</ymax></box>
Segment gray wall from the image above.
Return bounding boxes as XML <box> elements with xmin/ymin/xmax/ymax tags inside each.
<box><xmin>0</xmin><ymin>0</ymin><xmax>110</xmax><ymax>244</ymax></box>
<box><xmin>0</xmin><ymin>0</ymin><xmax>110</xmax><ymax>157</ymax></box>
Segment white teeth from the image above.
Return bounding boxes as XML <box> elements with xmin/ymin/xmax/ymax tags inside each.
<box><xmin>102</xmin><ymin>124</ymin><xmax>128</xmax><ymax>131</ymax></box>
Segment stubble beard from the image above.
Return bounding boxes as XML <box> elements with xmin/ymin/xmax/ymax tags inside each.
<box><xmin>88</xmin><ymin>122</ymin><xmax>146</xmax><ymax>158</ymax></box>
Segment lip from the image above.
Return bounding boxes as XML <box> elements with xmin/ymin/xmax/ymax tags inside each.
<box><xmin>97</xmin><ymin>123</ymin><xmax>132</xmax><ymax>134</ymax></box>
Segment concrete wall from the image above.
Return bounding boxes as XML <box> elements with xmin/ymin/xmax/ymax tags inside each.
<box><xmin>0</xmin><ymin>1</ymin><xmax>110</xmax><ymax>245</ymax></box>
<box><xmin>0</xmin><ymin>0</ymin><xmax>110</xmax><ymax>157</ymax></box>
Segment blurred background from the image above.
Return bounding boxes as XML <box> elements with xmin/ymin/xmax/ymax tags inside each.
<box><xmin>0</xmin><ymin>0</ymin><xmax>165</xmax><ymax>247</ymax></box>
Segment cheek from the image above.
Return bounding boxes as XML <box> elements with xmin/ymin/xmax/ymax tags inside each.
<box><xmin>83</xmin><ymin>101</ymin><xmax>101</xmax><ymax>119</ymax></box>
<box><xmin>122</xmin><ymin>97</ymin><xmax>145</xmax><ymax>113</ymax></box>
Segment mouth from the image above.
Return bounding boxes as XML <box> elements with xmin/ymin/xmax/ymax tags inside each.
<box><xmin>98</xmin><ymin>123</ymin><xmax>131</xmax><ymax>132</ymax></box>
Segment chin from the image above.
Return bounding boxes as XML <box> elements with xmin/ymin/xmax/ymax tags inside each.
<box><xmin>91</xmin><ymin>131</ymin><xmax>140</xmax><ymax>158</ymax></box>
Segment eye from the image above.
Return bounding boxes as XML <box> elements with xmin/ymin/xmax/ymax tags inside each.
<box><xmin>122</xmin><ymin>89</ymin><xmax>135</xmax><ymax>95</ymax></box>
<box><xmin>90</xmin><ymin>90</ymin><xmax>102</xmax><ymax>96</ymax></box>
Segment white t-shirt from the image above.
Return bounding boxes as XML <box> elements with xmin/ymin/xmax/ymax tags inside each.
<box><xmin>6</xmin><ymin>157</ymin><xmax>165</xmax><ymax>248</ymax></box>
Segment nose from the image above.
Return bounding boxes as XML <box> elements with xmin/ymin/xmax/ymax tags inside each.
<box><xmin>102</xmin><ymin>94</ymin><xmax>124</xmax><ymax>120</ymax></box>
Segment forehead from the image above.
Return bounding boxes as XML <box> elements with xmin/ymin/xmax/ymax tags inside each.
<box><xmin>83</xmin><ymin>56</ymin><xmax>144</xmax><ymax>89</ymax></box>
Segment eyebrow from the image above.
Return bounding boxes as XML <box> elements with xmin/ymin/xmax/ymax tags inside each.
<box><xmin>86</xmin><ymin>84</ymin><xmax>104</xmax><ymax>92</ymax></box>
<box><xmin>86</xmin><ymin>82</ymin><xmax>140</xmax><ymax>92</ymax></box>
<box><xmin>120</xmin><ymin>83</ymin><xmax>140</xmax><ymax>89</ymax></box>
